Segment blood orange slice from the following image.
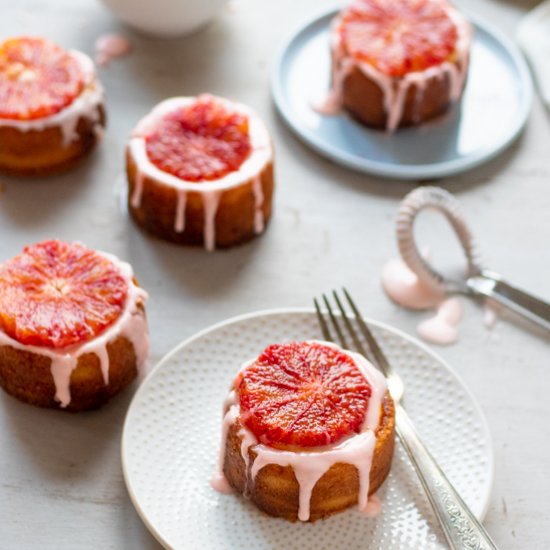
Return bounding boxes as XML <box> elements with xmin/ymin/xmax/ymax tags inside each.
<box><xmin>0</xmin><ymin>37</ymin><xmax>85</xmax><ymax>121</ymax></box>
<box><xmin>340</xmin><ymin>0</ymin><xmax>458</xmax><ymax>77</ymax></box>
<box><xmin>0</xmin><ymin>241</ymin><xmax>128</xmax><ymax>349</ymax></box>
<box><xmin>237</xmin><ymin>341</ymin><xmax>372</xmax><ymax>447</ymax></box>
<box><xmin>145</xmin><ymin>94</ymin><xmax>252</xmax><ymax>182</ymax></box>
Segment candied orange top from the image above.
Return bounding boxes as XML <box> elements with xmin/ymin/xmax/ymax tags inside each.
<box><xmin>339</xmin><ymin>0</ymin><xmax>458</xmax><ymax>77</ymax></box>
<box><xmin>0</xmin><ymin>241</ymin><xmax>128</xmax><ymax>349</ymax></box>
<box><xmin>236</xmin><ymin>341</ymin><xmax>372</xmax><ymax>448</ymax></box>
<box><xmin>0</xmin><ymin>37</ymin><xmax>85</xmax><ymax>121</ymax></box>
<box><xmin>145</xmin><ymin>95</ymin><xmax>252</xmax><ymax>182</ymax></box>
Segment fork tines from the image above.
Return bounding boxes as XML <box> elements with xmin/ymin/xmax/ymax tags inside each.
<box><xmin>314</xmin><ymin>288</ymin><xmax>390</xmax><ymax>378</ymax></box>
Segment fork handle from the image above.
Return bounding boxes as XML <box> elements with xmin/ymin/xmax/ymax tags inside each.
<box><xmin>395</xmin><ymin>404</ymin><xmax>498</xmax><ymax>550</ymax></box>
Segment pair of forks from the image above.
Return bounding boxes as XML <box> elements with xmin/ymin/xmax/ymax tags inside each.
<box><xmin>314</xmin><ymin>289</ymin><xmax>497</xmax><ymax>550</ymax></box>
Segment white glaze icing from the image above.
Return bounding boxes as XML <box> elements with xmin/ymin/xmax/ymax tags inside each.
<box><xmin>202</xmin><ymin>190</ymin><xmax>222</xmax><ymax>252</ymax></box>
<box><xmin>128</xmin><ymin>96</ymin><xmax>273</xmax><ymax>251</ymax></box>
<box><xmin>0</xmin><ymin>251</ymin><xmax>149</xmax><ymax>407</ymax></box>
<box><xmin>212</xmin><ymin>344</ymin><xmax>388</xmax><ymax>521</ymax></box>
<box><xmin>317</xmin><ymin>2</ymin><xmax>472</xmax><ymax>131</ymax></box>
<box><xmin>174</xmin><ymin>190</ymin><xmax>188</xmax><ymax>233</ymax></box>
<box><xmin>251</xmin><ymin>175</ymin><xmax>265</xmax><ymax>234</ymax></box>
<box><xmin>0</xmin><ymin>50</ymin><xmax>104</xmax><ymax>147</ymax></box>
<box><xmin>94</xmin><ymin>34</ymin><xmax>132</xmax><ymax>66</ymax></box>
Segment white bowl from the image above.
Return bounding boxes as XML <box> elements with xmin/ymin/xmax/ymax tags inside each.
<box><xmin>101</xmin><ymin>0</ymin><xmax>226</xmax><ymax>38</ymax></box>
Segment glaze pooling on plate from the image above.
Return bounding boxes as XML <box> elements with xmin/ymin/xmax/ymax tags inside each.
<box><xmin>128</xmin><ymin>96</ymin><xmax>273</xmax><ymax>251</ymax></box>
<box><xmin>213</xmin><ymin>344</ymin><xmax>388</xmax><ymax>521</ymax></box>
<box><xmin>0</xmin><ymin>50</ymin><xmax>104</xmax><ymax>148</ymax></box>
<box><xmin>320</xmin><ymin>4</ymin><xmax>472</xmax><ymax>131</ymax></box>
<box><xmin>0</xmin><ymin>252</ymin><xmax>149</xmax><ymax>407</ymax></box>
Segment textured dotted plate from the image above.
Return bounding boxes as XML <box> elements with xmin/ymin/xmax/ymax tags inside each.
<box><xmin>122</xmin><ymin>309</ymin><xmax>494</xmax><ymax>549</ymax></box>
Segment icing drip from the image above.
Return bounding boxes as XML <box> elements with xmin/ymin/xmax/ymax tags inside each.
<box><xmin>128</xmin><ymin>96</ymin><xmax>273</xmax><ymax>251</ymax></box>
<box><xmin>314</xmin><ymin>50</ymin><xmax>354</xmax><ymax>115</ymax></box>
<box><xmin>238</xmin><ymin>424</ymin><xmax>258</xmax><ymax>474</ymax></box>
<box><xmin>174</xmin><ymin>190</ymin><xmax>188</xmax><ymax>233</ymax></box>
<box><xmin>251</xmin><ymin>175</ymin><xmax>265</xmax><ymax>234</ymax></box>
<box><xmin>212</xmin><ymin>347</ymin><xmax>388</xmax><ymax>521</ymax></box>
<box><xmin>210</xmin><ymin>392</ymin><xmax>240</xmax><ymax>494</ymax></box>
<box><xmin>130</xmin><ymin>170</ymin><xmax>145</xmax><ymax>209</ymax></box>
<box><xmin>0</xmin><ymin>252</ymin><xmax>149</xmax><ymax>407</ymax></box>
<box><xmin>0</xmin><ymin>50</ymin><xmax>104</xmax><ymax>147</ymax></box>
<box><xmin>250</xmin><ymin>431</ymin><xmax>376</xmax><ymax>521</ymax></box>
<box><xmin>362</xmin><ymin>493</ymin><xmax>382</xmax><ymax>518</ymax></box>
<box><xmin>96</xmin><ymin>344</ymin><xmax>110</xmax><ymax>385</ymax></box>
<box><xmin>317</xmin><ymin>5</ymin><xmax>472</xmax><ymax>131</ymax></box>
<box><xmin>202</xmin><ymin>191</ymin><xmax>222</xmax><ymax>252</ymax></box>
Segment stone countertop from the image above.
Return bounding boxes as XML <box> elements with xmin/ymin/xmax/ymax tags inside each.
<box><xmin>0</xmin><ymin>0</ymin><xmax>548</xmax><ymax>548</ymax></box>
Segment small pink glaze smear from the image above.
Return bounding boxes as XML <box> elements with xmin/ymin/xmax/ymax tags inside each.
<box><xmin>210</xmin><ymin>473</ymin><xmax>234</xmax><ymax>494</ymax></box>
<box><xmin>94</xmin><ymin>34</ymin><xmax>132</xmax><ymax>66</ymax></box>
<box><xmin>417</xmin><ymin>297</ymin><xmax>463</xmax><ymax>345</ymax></box>
<box><xmin>381</xmin><ymin>257</ymin><xmax>444</xmax><ymax>310</ymax></box>
<box><xmin>483</xmin><ymin>301</ymin><xmax>501</xmax><ymax>329</ymax></box>
<box><xmin>362</xmin><ymin>493</ymin><xmax>382</xmax><ymax>518</ymax></box>
<box><xmin>381</xmin><ymin>257</ymin><xmax>465</xmax><ymax>345</ymax></box>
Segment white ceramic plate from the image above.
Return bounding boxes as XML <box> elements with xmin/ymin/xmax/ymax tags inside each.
<box><xmin>122</xmin><ymin>309</ymin><xmax>494</xmax><ymax>549</ymax></box>
<box><xmin>271</xmin><ymin>8</ymin><xmax>533</xmax><ymax>180</ymax></box>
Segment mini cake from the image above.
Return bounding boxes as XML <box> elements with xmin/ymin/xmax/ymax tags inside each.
<box><xmin>212</xmin><ymin>341</ymin><xmax>395</xmax><ymax>522</ymax></box>
<box><xmin>0</xmin><ymin>36</ymin><xmax>105</xmax><ymax>175</ymax></box>
<box><xmin>126</xmin><ymin>94</ymin><xmax>274</xmax><ymax>251</ymax></box>
<box><xmin>321</xmin><ymin>0</ymin><xmax>472</xmax><ymax>131</ymax></box>
<box><xmin>0</xmin><ymin>240</ymin><xmax>149</xmax><ymax>412</ymax></box>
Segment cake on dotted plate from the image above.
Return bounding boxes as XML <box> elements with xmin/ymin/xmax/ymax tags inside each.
<box><xmin>212</xmin><ymin>340</ymin><xmax>395</xmax><ymax>521</ymax></box>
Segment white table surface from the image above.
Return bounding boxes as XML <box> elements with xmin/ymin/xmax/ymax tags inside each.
<box><xmin>0</xmin><ymin>0</ymin><xmax>548</xmax><ymax>548</ymax></box>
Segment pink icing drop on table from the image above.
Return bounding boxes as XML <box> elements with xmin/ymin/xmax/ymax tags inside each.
<box><xmin>417</xmin><ymin>297</ymin><xmax>463</xmax><ymax>345</ymax></box>
<box><xmin>381</xmin><ymin>257</ymin><xmax>467</xmax><ymax>346</ymax></box>
<box><xmin>381</xmin><ymin>257</ymin><xmax>444</xmax><ymax>310</ymax></box>
<box><xmin>95</xmin><ymin>34</ymin><xmax>132</xmax><ymax>66</ymax></box>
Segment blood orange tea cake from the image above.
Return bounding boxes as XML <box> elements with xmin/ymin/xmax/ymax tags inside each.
<box><xmin>126</xmin><ymin>94</ymin><xmax>274</xmax><ymax>251</ymax></box>
<box><xmin>0</xmin><ymin>241</ymin><xmax>149</xmax><ymax>412</ymax></box>
<box><xmin>321</xmin><ymin>0</ymin><xmax>472</xmax><ymax>131</ymax></box>
<box><xmin>0</xmin><ymin>37</ymin><xmax>106</xmax><ymax>175</ymax></box>
<box><xmin>212</xmin><ymin>341</ymin><xmax>395</xmax><ymax>522</ymax></box>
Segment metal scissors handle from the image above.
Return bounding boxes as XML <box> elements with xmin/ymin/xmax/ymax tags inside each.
<box><xmin>396</xmin><ymin>186</ymin><xmax>550</xmax><ymax>333</ymax></box>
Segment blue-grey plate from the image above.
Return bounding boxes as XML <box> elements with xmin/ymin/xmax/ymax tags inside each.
<box><xmin>271</xmin><ymin>7</ymin><xmax>533</xmax><ymax>180</ymax></box>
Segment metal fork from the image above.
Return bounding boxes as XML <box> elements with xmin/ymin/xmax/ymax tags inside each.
<box><xmin>314</xmin><ymin>288</ymin><xmax>498</xmax><ymax>550</ymax></box>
